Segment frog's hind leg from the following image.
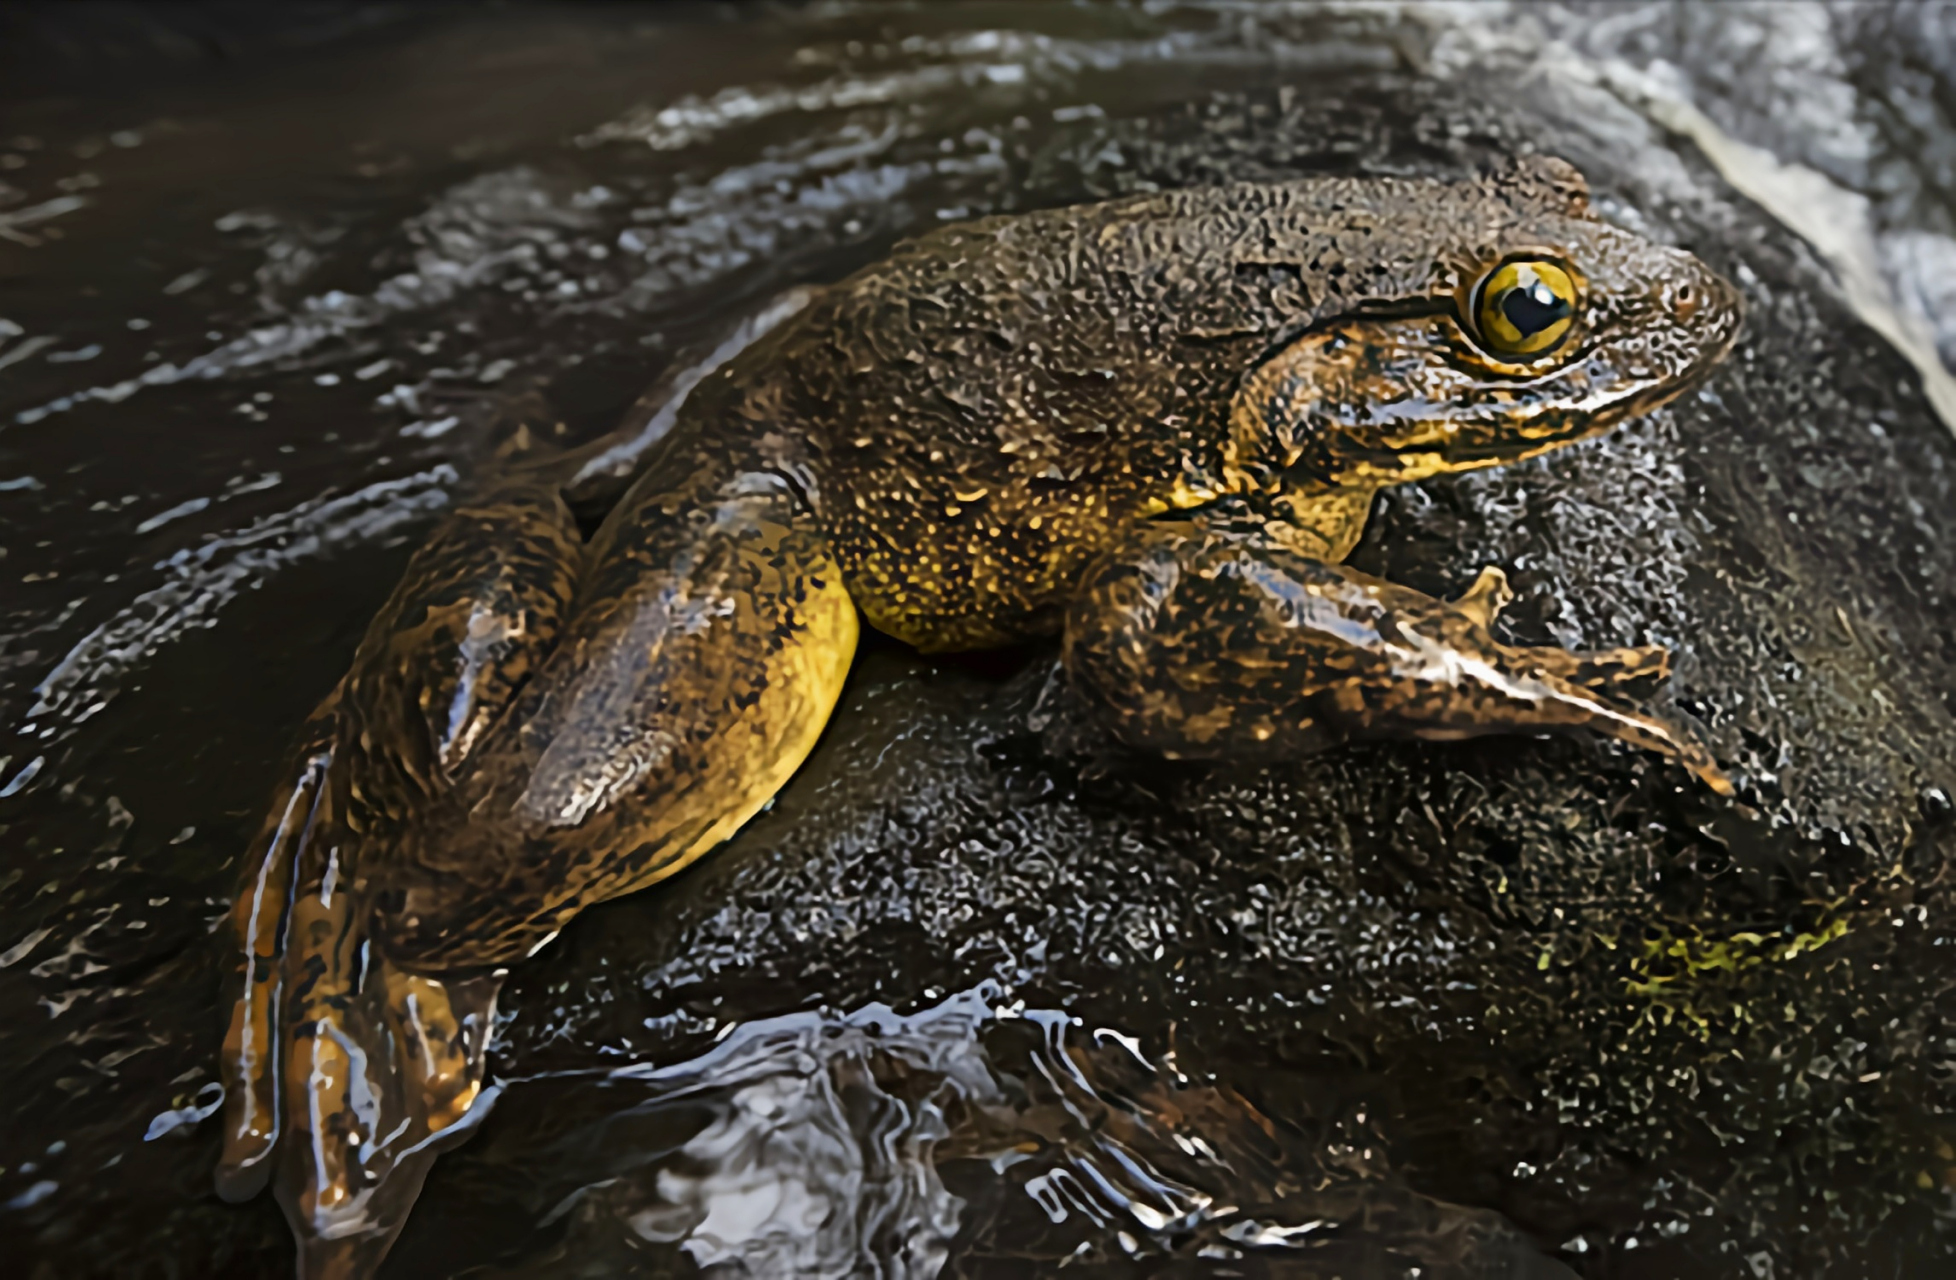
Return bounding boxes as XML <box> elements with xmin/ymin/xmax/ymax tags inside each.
<box><xmin>218</xmin><ymin>460</ymin><xmax>861</xmax><ymax>1274</ymax></box>
<box><xmin>216</xmin><ymin>485</ymin><xmax>586</xmax><ymax>1274</ymax></box>
<box><xmin>276</xmin><ymin>469</ymin><xmax>857</xmax><ymax>1263</ymax></box>
<box><xmin>1063</xmin><ymin>503</ymin><xmax>1732</xmax><ymax>794</ymax></box>
<box><xmin>367</xmin><ymin>463</ymin><xmax>861</xmax><ymax>971</ymax></box>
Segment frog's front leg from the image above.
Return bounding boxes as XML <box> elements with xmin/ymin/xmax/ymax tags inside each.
<box><xmin>1062</xmin><ymin>501</ymin><xmax>1731</xmax><ymax>794</ymax></box>
<box><xmin>1429</xmin><ymin>563</ymin><xmax>1678</xmax><ymax>700</ymax></box>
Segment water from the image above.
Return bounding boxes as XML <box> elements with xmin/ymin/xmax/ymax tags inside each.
<box><xmin>3</xmin><ymin>3</ymin><xmax>1956</xmax><ymax>1277</ymax></box>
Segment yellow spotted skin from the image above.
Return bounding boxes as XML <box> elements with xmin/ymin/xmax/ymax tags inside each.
<box><xmin>216</xmin><ymin>155</ymin><xmax>1741</xmax><ymax>1272</ymax></box>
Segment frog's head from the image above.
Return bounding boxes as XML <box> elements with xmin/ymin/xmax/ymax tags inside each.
<box><xmin>1230</xmin><ymin>156</ymin><xmax>1742</xmax><ymax>489</ymax></box>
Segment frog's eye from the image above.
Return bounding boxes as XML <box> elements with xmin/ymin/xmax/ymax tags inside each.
<box><xmin>1471</xmin><ymin>259</ymin><xmax>1578</xmax><ymax>358</ymax></box>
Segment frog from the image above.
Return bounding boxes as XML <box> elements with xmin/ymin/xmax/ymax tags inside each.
<box><xmin>211</xmin><ymin>154</ymin><xmax>1740</xmax><ymax>1275</ymax></box>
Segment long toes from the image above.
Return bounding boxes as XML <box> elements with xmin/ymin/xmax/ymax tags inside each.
<box><xmin>1496</xmin><ymin>649</ymin><xmax>1730</xmax><ymax>797</ymax></box>
<box><xmin>384</xmin><ymin>969</ymin><xmax>499</xmax><ymax>1134</ymax></box>
<box><xmin>275</xmin><ymin>886</ymin><xmax>503</xmax><ymax>1276</ymax></box>
<box><xmin>216</xmin><ymin>976</ymin><xmax>281</xmax><ymax>1203</ymax></box>
<box><xmin>1580</xmin><ymin>699</ymin><xmax>1734</xmax><ymax>796</ymax></box>
<box><xmin>278</xmin><ymin>862</ymin><xmax>366</xmax><ymax>1234</ymax></box>
<box><xmin>1639</xmin><ymin>722</ymin><xmax>1735</xmax><ymax>796</ymax></box>
<box><xmin>217</xmin><ymin>748</ymin><xmax>331</xmax><ymax>1202</ymax></box>
<box><xmin>279</xmin><ymin>971</ymin><xmax>504</xmax><ymax>1280</ymax></box>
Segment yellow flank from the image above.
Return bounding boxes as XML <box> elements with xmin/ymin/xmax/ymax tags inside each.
<box><xmin>636</xmin><ymin>549</ymin><xmax>860</xmax><ymax>895</ymax></box>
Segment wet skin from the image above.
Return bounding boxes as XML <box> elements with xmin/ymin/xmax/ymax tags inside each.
<box><xmin>213</xmin><ymin>156</ymin><xmax>1740</xmax><ymax>1274</ymax></box>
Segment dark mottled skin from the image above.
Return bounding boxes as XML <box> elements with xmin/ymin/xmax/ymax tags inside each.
<box><xmin>214</xmin><ymin>155</ymin><xmax>1739</xmax><ymax>1275</ymax></box>
<box><xmin>1066</xmin><ymin>498</ymin><xmax>1685</xmax><ymax>763</ymax></box>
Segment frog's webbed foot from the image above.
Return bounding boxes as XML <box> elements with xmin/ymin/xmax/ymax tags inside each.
<box><xmin>278</xmin><ymin>887</ymin><xmax>501</xmax><ymax>1279</ymax></box>
<box><xmin>216</xmin><ymin>707</ymin><xmax>503</xmax><ymax>1278</ymax></box>
<box><xmin>1065</xmin><ymin>503</ymin><xmax>1732</xmax><ymax>795</ymax></box>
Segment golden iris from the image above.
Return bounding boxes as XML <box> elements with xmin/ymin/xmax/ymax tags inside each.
<box><xmin>1471</xmin><ymin>259</ymin><xmax>1578</xmax><ymax>358</ymax></box>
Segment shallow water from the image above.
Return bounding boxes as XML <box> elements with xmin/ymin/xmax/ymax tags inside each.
<box><xmin>4</xmin><ymin>3</ymin><xmax>1956</xmax><ymax>1277</ymax></box>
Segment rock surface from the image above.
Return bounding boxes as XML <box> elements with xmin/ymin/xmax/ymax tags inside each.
<box><xmin>459</xmin><ymin>76</ymin><xmax>1956</xmax><ymax>1278</ymax></box>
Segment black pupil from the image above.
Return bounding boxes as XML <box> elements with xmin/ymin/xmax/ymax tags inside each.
<box><xmin>1500</xmin><ymin>278</ymin><xmax>1572</xmax><ymax>337</ymax></box>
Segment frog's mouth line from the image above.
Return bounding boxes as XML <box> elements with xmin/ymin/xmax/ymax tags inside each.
<box><xmin>1403</xmin><ymin>362</ymin><xmax>1723</xmax><ymax>468</ymax></box>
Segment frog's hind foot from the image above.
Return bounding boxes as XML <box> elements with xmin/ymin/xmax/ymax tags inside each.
<box><xmin>216</xmin><ymin>712</ymin><xmax>504</xmax><ymax>1278</ymax></box>
<box><xmin>280</xmin><ymin>925</ymin><xmax>501</xmax><ymax>1280</ymax></box>
<box><xmin>219</xmin><ymin>466</ymin><xmax>861</xmax><ymax>1275</ymax></box>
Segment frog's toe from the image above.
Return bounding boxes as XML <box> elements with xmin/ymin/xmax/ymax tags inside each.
<box><xmin>1453</xmin><ymin>565</ymin><xmax>1514</xmax><ymax>628</ymax></box>
<box><xmin>274</xmin><ymin>882</ymin><xmax>502</xmax><ymax>1277</ymax></box>
<box><xmin>217</xmin><ymin>718</ymin><xmax>336</xmax><ymax>1203</ymax></box>
<box><xmin>215</xmin><ymin>825</ymin><xmax>302</xmax><ymax>1201</ymax></box>
<box><xmin>1591</xmin><ymin>703</ymin><xmax>1735</xmax><ymax>797</ymax></box>
<box><xmin>1506</xmin><ymin>643</ymin><xmax>1728</xmax><ymax>790</ymax></box>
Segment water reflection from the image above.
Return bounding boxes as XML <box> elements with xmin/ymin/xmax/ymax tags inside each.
<box><xmin>445</xmin><ymin>985</ymin><xmax>1574</xmax><ymax>1278</ymax></box>
<box><xmin>531</xmin><ymin>989</ymin><xmax>989</xmax><ymax>1278</ymax></box>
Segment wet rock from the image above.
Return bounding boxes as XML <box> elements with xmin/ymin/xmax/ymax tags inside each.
<box><xmin>469</xmin><ymin>79</ymin><xmax>1956</xmax><ymax>1276</ymax></box>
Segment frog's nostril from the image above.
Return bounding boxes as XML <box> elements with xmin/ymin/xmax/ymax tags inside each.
<box><xmin>1670</xmin><ymin>278</ymin><xmax>1707</xmax><ymax>323</ymax></box>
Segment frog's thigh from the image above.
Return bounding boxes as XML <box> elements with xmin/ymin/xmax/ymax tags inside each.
<box><xmin>1063</xmin><ymin>512</ymin><xmax>1729</xmax><ymax>792</ymax></box>
<box><xmin>372</xmin><ymin>474</ymin><xmax>859</xmax><ymax>971</ymax></box>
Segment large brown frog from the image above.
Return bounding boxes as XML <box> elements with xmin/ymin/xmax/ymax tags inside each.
<box><xmin>212</xmin><ymin>155</ymin><xmax>1740</xmax><ymax>1275</ymax></box>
